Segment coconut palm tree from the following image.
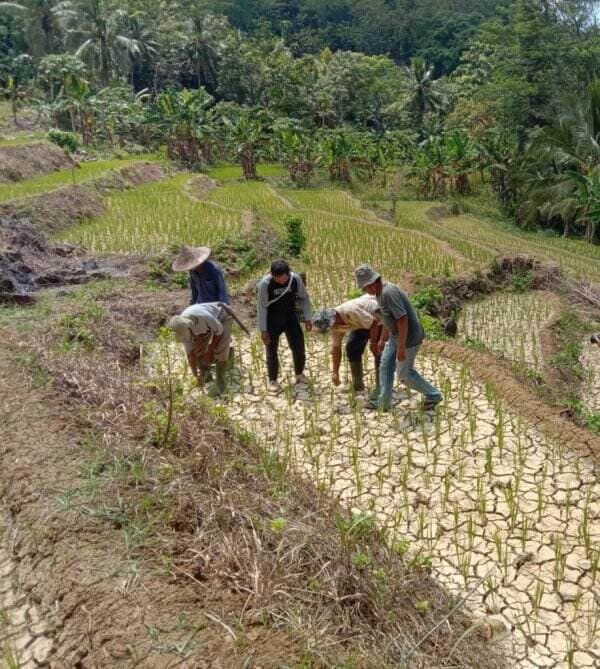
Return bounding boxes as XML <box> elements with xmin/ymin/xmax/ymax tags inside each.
<box><xmin>0</xmin><ymin>0</ymin><xmax>61</xmax><ymax>56</ymax></box>
<box><xmin>522</xmin><ymin>80</ymin><xmax>600</xmax><ymax>240</ymax></box>
<box><xmin>403</xmin><ymin>57</ymin><xmax>447</xmax><ymax>133</ymax></box>
<box><xmin>57</xmin><ymin>0</ymin><xmax>154</xmax><ymax>86</ymax></box>
<box><xmin>185</xmin><ymin>11</ymin><xmax>228</xmax><ymax>90</ymax></box>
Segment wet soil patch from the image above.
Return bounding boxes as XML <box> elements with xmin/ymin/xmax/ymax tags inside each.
<box><xmin>0</xmin><ymin>217</ymin><xmax>127</xmax><ymax>304</ymax></box>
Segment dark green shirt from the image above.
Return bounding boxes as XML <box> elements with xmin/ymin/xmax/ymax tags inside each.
<box><xmin>377</xmin><ymin>282</ymin><xmax>425</xmax><ymax>348</ymax></box>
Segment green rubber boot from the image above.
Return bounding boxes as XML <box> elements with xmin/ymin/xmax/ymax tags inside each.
<box><xmin>349</xmin><ymin>359</ymin><xmax>365</xmax><ymax>392</ymax></box>
<box><xmin>208</xmin><ymin>361</ymin><xmax>228</xmax><ymax>397</ymax></box>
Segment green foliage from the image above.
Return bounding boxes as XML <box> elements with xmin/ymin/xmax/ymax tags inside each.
<box><xmin>284</xmin><ymin>214</ymin><xmax>306</xmax><ymax>258</ymax></box>
<box><xmin>412</xmin><ymin>285</ymin><xmax>442</xmax><ymax>311</ymax></box>
<box><xmin>47</xmin><ymin>127</ymin><xmax>78</xmax><ymax>153</ymax></box>
<box><xmin>58</xmin><ymin>304</ymin><xmax>105</xmax><ymax>351</ymax></box>
<box><xmin>511</xmin><ymin>270</ymin><xmax>533</xmax><ymax>292</ymax></box>
<box><xmin>420</xmin><ymin>312</ymin><xmax>445</xmax><ymax>340</ymax></box>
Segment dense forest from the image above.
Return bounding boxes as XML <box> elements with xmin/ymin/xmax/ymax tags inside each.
<box><xmin>1</xmin><ymin>0</ymin><xmax>600</xmax><ymax>241</ymax></box>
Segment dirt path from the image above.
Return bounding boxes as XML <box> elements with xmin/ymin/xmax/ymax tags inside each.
<box><xmin>184</xmin><ymin>175</ymin><xmax>254</xmax><ymax>231</ymax></box>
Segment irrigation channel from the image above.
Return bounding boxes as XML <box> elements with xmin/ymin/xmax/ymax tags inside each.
<box><xmin>149</xmin><ymin>331</ymin><xmax>600</xmax><ymax>669</ymax></box>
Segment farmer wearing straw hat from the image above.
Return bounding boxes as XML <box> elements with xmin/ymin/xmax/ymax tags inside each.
<box><xmin>354</xmin><ymin>264</ymin><xmax>442</xmax><ymax>412</ymax></box>
<box><xmin>168</xmin><ymin>302</ymin><xmax>233</xmax><ymax>396</ymax></box>
<box><xmin>313</xmin><ymin>295</ymin><xmax>382</xmax><ymax>393</ymax></box>
<box><xmin>172</xmin><ymin>245</ymin><xmax>229</xmax><ymax>305</ymax></box>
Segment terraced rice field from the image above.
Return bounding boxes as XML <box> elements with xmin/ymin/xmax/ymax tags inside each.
<box><xmin>395</xmin><ymin>202</ymin><xmax>600</xmax><ymax>283</ymax></box>
<box><xmin>53</xmin><ymin>165</ymin><xmax>600</xmax><ymax>667</ymax></box>
<box><xmin>60</xmin><ymin>176</ymin><xmax>464</xmax><ymax>298</ymax></box>
<box><xmin>59</xmin><ymin>174</ymin><xmax>245</xmax><ymax>253</ymax></box>
<box><xmin>0</xmin><ymin>156</ymin><xmax>159</xmax><ymax>203</ymax></box>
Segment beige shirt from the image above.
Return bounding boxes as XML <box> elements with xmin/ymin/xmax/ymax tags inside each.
<box><xmin>331</xmin><ymin>295</ymin><xmax>380</xmax><ymax>346</ymax></box>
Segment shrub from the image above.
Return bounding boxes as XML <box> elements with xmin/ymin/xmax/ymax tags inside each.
<box><xmin>412</xmin><ymin>285</ymin><xmax>443</xmax><ymax>311</ymax></box>
<box><xmin>47</xmin><ymin>128</ymin><xmax>79</xmax><ymax>154</ymax></box>
<box><xmin>284</xmin><ymin>215</ymin><xmax>306</xmax><ymax>257</ymax></box>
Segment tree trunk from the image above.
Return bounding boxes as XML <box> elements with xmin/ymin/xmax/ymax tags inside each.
<box><xmin>455</xmin><ymin>172</ymin><xmax>471</xmax><ymax>195</ymax></box>
<box><xmin>241</xmin><ymin>147</ymin><xmax>257</xmax><ymax>179</ymax></box>
<box><xmin>586</xmin><ymin>220</ymin><xmax>597</xmax><ymax>244</ymax></box>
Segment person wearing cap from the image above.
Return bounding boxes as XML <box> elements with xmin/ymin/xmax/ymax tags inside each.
<box><xmin>256</xmin><ymin>259</ymin><xmax>313</xmax><ymax>391</ymax></box>
<box><xmin>354</xmin><ymin>264</ymin><xmax>442</xmax><ymax>412</ymax></box>
<box><xmin>168</xmin><ymin>302</ymin><xmax>233</xmax><ymax>396</ymax></box>
<box><xmin>313</xmin><ymin>295</ymin><xmax>382</xmax><ymax>393</ymax></box>
<box><xmin>172</xmin><ymin>245</ymin><xmax>229</xmax><ymax>305</ymax></box>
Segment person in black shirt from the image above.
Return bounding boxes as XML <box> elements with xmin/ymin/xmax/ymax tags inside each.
<box><xmin>256</xmin><ymin>260</ymin><xmax>313</xmax><ymax>391</ymax></box>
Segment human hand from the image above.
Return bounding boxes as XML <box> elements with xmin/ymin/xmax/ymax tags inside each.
<box><xmin>332</xmin><ymin>372</ymin><xmax>340</xmax><ymax>386</ymax></box>
<box><xmin>261</xmin><ymin>331</ymin><xmax>271</xmax><ymax>346</ymax></box>
<box><xmin>397</xmin><ymin>347</ymin><xmax>407</xmax><ymax>362</ymax></box>
<box><xmin>370</xmin><ymin>341</ymin><xmax>379</xmax><ymax>357</ymax></box>
<box><xmin>377</xmin><ymin>339</ymin><xmax>386</xmax><ymax>354</ymax></box>
<box><xmin>305</xmin><ymin>320</ymin><xmax>313</xmax><ymax>332</ymax></box>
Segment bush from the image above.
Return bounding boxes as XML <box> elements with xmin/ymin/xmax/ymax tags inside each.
<box><xmin>47</xmin><ymin>128</ymin><xmax>79</xmax><ymax>154</ymax></box>
<box><xmin>284</xmin><ymin>215</ymin><xmax>306</xmax><ymax>257</ymax></box>
<box><xmin>512</xmin><ymin>270</ymin><xmax>534</xmax><ymax>292</ymax></box>
<box><xmin>412</xmin><ymin>285</ymin><xmax>443</xmax><ymax>311</ymax></box>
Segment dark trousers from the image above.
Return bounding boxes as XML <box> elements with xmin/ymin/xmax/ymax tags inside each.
<box><xmin>266</xmin><ymin>317</ymin><xmax>305</xmax><ymax>381</ymax></box>
<box><xmin>346</xmin><ymin>327</ymin><xmax>382</xmax><ymax>369</ymax></box>
<box><xmin>346</xmin><ymin>329</ymin><xmax>370</xmax><ymax>362</ymax></box>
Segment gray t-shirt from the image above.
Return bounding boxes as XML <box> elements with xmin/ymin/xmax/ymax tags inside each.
<box><xmin>377</xmin><ymin>283</ymin><xmax>425</xmax><ymax>348</ymax></box>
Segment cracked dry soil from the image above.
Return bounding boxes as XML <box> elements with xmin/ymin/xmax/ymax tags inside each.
<box><xmin>154</xmin><ymin>333</ymin><xmax>600</xmax><ymax>669</ymax></box>
<box><xmin>0</xmin><ymin>344</ymin><xmax>290</xmax><ymax>669</ymax></box>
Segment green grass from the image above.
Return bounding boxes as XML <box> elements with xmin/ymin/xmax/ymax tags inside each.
<box><xmin>0</xmin><ymin>156</ymin><xmax>161</xmax><ymax>204</ymax></box>
<box><xmin>207</xmin><ymin>163</ymin><xmax>286</xmax><ymax>181</ymax></box>
<box><xmin>59</xmin><ymin>174</ymin><xmax>245</xmax><ymax>253</ymax></box>
<box><xmin>0</xmin><ymin>134</ymin><xmax>48</xmax><ymax>147</ymax></box>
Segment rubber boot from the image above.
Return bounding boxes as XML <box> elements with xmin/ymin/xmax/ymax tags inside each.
<box><xmin>208</xmin><ymin>361</ymin><xmax>228</xmax><ymax>397</ymax></box>
<box><xmin>349</xmin><ymin>359</ymin><xmax>365</xmax><ymax>392</ymax></box>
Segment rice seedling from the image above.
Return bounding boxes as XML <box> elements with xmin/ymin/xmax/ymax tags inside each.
<box><xmin>458</xmin><ymin>291</ymin><xmax>556</xmax><ymax>373</ymax></box>
<box><xmin>60</xmin><ymin>174</ymin><xmax>245</xmax><ymax>253</ymax></box>
<box><xmin>0</xmin><ymin>156</ymin><xmax>159</xmax><ymax>203</ymax></box>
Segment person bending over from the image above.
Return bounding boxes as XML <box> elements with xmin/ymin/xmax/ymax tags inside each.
<box><xmin>313</xmin><ymin>295</ymin><xmax>382</xmax><ymax>393</ymax></box>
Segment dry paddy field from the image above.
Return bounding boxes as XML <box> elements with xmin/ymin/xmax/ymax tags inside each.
<box><xmin>47</xmin><ymin>166</ymin><xmax>600</xmax><ymax>667</ymax></box>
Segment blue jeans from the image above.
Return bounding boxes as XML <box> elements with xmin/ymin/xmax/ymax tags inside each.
<box><xmin>378</xmin><ymin>339</ymin><xmax>441</xmax><ymax>411</ymax></box>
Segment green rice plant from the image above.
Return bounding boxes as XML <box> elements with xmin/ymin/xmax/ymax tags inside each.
<box><xmin>0</xmin><ymin>156</ymin><xmax>159</xmax><ymax>203</ymax></box>
<box><xmin>59</xmin><ymin>174</ymin><xmax>245</xmax><ymax>253</ymax></box>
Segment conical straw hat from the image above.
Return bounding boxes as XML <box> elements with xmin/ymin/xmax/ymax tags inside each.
<box><xmin>172</xmin><ymin>245</ymin><xmax>211</xmax><ymax>271</ymax></box>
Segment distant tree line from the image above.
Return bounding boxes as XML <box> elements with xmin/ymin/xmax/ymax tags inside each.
<box><xmin>1</xmin><ymin>0</ymin><xmax>600</xmax><ymax>242</ymax></box>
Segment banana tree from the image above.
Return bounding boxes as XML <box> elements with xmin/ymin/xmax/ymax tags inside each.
<box><xmin>152</xmin><ymin>87</ymin><xmax>215</xmax><ymax>166</ymax></box>
<box><xmin>223</xmin><ymin>108</ymin><xmax>270</xmax><ymax>180</ymax></box>
<box><xmin>321</xmin><ymin>129</ymin><xmax>358</xmax><ymax>183</ymax></box>
<box><xmin>445</xmin><ymin>130</ymin><xmax>475</xmax><ymax>194</ymax></box>
<box><xmin>276</xmin><ymin>124</ymin><xmax>321</xmax><ymax>186</ymax></box>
